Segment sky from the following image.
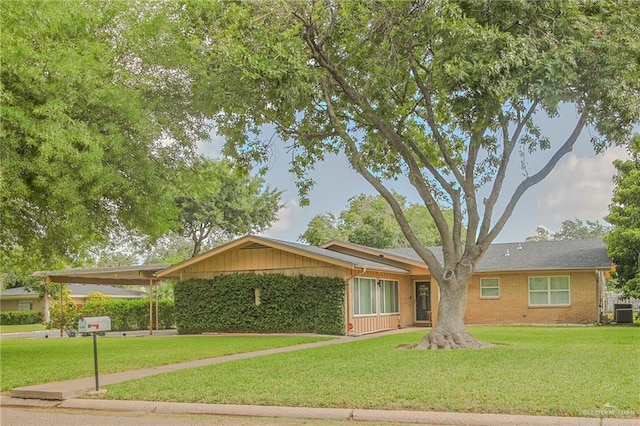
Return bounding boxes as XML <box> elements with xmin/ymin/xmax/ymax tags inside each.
<box><xmin>198</xmin><ymin>104</ymin><xmax>630</xmax><ymax>245</ymax></box>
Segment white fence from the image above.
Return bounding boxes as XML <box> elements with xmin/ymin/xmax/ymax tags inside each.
<box><xmin>603</xmin><ymin>291</ymin><xmax>640</xmax><ymax>314</ymax></box>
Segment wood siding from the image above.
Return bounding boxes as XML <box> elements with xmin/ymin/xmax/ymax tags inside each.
<box><xmin>179</xmin><ymin>247</ymin><xmax>345</xmax><ymax>280</ymax></box>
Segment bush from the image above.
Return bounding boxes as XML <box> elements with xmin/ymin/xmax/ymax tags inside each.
<box><xmin>0</xmin><ymin>310</ymin><xmax>43</xmax><ymax>325</ymax></box>
<box><xmin>174</xmin><ymin>273</ymin><xmax>345</xmax><ymax>335</ymax></box>
<box><xmin>80</xmin><ymin>299</ymin><xmax>175</xmax><ymax>331</ymax></box>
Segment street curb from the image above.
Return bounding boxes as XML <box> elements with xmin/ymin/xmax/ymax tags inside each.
<box><xmin>2</xmin><ymin>396</ymin><xmax>638</xmax><ymax>425</ymax></box>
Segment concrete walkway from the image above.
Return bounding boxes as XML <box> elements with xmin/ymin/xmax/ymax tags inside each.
<box><xmin>4</xmin><ymin>328</ymin><xmax>638</xmax><ymax>425</ymax></box>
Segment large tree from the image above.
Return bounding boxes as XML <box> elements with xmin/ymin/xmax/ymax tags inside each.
<box><xmin>0</xmin><ymin>0</ymin><xmax>207</xmax><ymax>273</ymax></box>
<box><xmin>605</xmin><ymin>136</ymin><xmax>640</xmax><ymax>298</ymax></box>
<box><xmin>300</xmin><ymin>193</ymin><xmax>456</xmax><ymax>248</ymax></box>
<box><xmin>182</xmin><ymin>1</ymin><xmax>640</xmax><ymax>348</ymax></box>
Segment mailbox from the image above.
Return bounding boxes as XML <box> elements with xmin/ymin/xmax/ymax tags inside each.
<box><xmin>78</xmin><ymin>316</ymin><xmax>112</xmax><ymax>333</ymax></box>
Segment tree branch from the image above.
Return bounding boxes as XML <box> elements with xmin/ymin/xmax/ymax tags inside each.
<box><xmin>481</xmin><ymin>112</ymin><xmax>588</xmax><ymax>245</ymax></box>
<box><xmin>478</xmin><ymin>100</ymin><xmax>539</xmax><ymax>243</ymax></box>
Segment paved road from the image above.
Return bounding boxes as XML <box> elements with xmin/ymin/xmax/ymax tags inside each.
<box><xmin>0</xmin><ymin>406</ymin><xmax>397</xmax><ymax>426</ymax></box>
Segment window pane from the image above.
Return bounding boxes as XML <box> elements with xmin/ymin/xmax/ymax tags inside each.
<box><xmin>480</xmin><ymin>278</ymin><xmax>499</xmax><ymax>297</ymax></box>
<box><xmin>529</xmin><ymin>277</ymin><xmax>548</xmax><ymax>291</ymax></box>
<box><xmin>482</xmin><ymin>287</ymin><xmax>499</xmax><ymax>297</ymax></box>
<box><xmin>550</xmin><ymin>277</ymin><xmax>569</xmax><ymax>290</ymax></box>
<box><xmin>354</xmin><ymin>278</ymin><xmax>375</xmax><ymax>315</ymax></box>
<box><xmin>530</xmin><ymin>292</ymin><xmax>548</xmax><ymax>305</ymax></box>
<box><xmin>550</xmin><ymin>290</ymin><xmax>570</xmax><ymax>304</ymax></box>
<box><xmin>481</xmin><ymin>278</ymin><xmax>498</xmax><ymax>288</ymax></box>
<box><xmin>381</xmin><ymin>280</ymin><xmax>398</xmax><ymax>313</ymax></box>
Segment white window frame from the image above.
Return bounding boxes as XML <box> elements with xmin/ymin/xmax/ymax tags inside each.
<box><xmin>528</xmin><ymin>276</ymin><xmax>571</xmax><ymax>306</ymax></box>
<box><xmin>353</xmin><ymin>277</ymin><xmax>377</xmax><ymax>316</ymax></box>
<box><xmin>379</xmin><ymin>279</ymin><xmax>399</xmax><ymax>314</ymax></box>
<box><xmin>480</xmin><ymin>278</ymin><xmax>500</xmax><ymax>299</ymax></box>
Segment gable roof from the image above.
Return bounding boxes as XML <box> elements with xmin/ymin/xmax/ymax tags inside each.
<box><xmin>156</xmin><ymin>235</ymin><xmax>410</xmax><ymax>279</ymax></box>
<box><xmin>371</xmin><ymin>239</ymin><xmax>611</xmax><ymax>272</ymax></box>
<box><xmin>1</xmin><ymin>284</ymin><xmax>147</xmax><ymax>298</ymax></box>
<box><xmin>157</xmin><ymin>237</ymin><xmax>611</xmax><ymax>279</ymax></box>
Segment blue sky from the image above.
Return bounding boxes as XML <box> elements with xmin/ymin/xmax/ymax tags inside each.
<box><xmin>198</xmin><ymin>104</ymin><xmax>630</xmax><ymax>244</ymax></box>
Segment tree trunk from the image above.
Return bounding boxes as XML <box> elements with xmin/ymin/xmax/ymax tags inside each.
<box><xmin>414</xmin><ymin>275</ymin><xmax>492</xmax><ymax>349</ymax></box>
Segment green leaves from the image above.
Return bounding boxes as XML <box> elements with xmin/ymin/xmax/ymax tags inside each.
<box><xmin>0</xmin><ymin>0</ymin><xmax>207</xmax><ymax>271</ymax></box>
<box><xmin>605</xmin><ymin>136</ymin><xmax>640</xmax><ymax>298</ymax></box>
<box><xmin>174</xmin><ymin>274</ymin><xmax>346</xmax><ymax>335</ymax></box>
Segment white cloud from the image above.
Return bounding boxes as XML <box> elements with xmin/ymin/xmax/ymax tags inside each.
<box><xmin>261</xmin><ymin>198</ymin><xmax>303</xmax><ymax>237</ymax></box>
<box><xmin>536</xmin><ymin>146</ymin><xmax>628</xmax><ymax>222</ymax></box>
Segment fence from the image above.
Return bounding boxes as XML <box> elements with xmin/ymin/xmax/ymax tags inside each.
<box><xmin>603</xmin><ymin>291</ymin><xmax>640</xmax><ymax>314</ymax></box>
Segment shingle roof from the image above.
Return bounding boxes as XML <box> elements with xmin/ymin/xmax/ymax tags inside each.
<box><xmin>378</xmin><ymin>239</ymin><xmax>611</xmax><ymax>272</ymax></box>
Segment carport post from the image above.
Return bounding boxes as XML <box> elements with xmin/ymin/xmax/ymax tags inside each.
<box><xmin>148</xmin><ymin>279</ymin><xmax>153</xmax><ymax>335</ymax></box>
<box><xmin>59</xmin><ymin>283</ymin><xmax>63</xmax><ymax>338</ymax></box>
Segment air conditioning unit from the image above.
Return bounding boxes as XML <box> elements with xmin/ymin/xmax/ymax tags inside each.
<box><xmin>615</xmin><ymin>308</ymin><xmax>633</xmax><ymax>324</ymax></box>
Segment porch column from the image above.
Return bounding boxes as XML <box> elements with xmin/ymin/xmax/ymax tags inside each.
<box><xmin>148</xmin><ymin>279</ymin><xmax>153</xmax><ymax>335</ymax></box>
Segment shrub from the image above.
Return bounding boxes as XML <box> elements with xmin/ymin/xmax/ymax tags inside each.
<box><xmin>81</xmin><ymin>299</ymin><xmax>175</xmax><ymax>331</ymax></box>
<box><xmin>0</xmin><ymin>310</ymin><xmax>43</xmax><ymax>325</ymax></box>
<box><xmin>174</xmin><ymin>273</ymin><xmax>345</xmax><ymax>335</ymax></box>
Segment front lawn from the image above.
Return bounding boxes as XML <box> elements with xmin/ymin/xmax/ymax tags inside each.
<box><xmin>103</xmin><ymin>326</ymin><xmax>639</xmax><ymax>418</ymax></box>
<box><xmin>0</xmin><ymin>335</ymin><xmax>332</xmax><ymax>391</ymax></box>
<box><xmin>0</xmin><ymin>323</ymin><xmax>47</xmax><ymax>334</ymax></box>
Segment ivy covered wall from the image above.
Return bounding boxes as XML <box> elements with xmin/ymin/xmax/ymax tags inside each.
<box><xmin>174</xmin><ymin>273</ymin><xmax>346</xmax><ymax>335</ymax></box>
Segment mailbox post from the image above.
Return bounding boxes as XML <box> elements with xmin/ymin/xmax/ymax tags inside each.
<box><xmin>78</xmin><ymin>316</ymin><xmax>111</xmax><ymax>392</ymax></box>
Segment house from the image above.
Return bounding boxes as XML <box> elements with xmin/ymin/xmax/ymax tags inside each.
<box><xmin>0</xmin><ymin>284</ymin><xmax>148</xmax><ymax>320</ymax></box>
<box><xmin>157</xmin><ymin>235</ymin><xmax>612</xmax><ymax>335</ymax></box>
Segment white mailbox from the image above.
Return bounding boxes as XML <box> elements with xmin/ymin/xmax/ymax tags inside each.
<box><xmin>78</xmin><ymin>316</ymin><xmax>112</xmax><ymax>333</ymax></box>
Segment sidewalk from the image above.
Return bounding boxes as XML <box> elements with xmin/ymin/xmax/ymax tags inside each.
<box><xmin>4</xmin><ymin>328</ymin><xmax>638</xmax><ymax>425</ymax></box>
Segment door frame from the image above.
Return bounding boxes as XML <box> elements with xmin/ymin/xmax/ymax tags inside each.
<box><xmin>414</xmin><ymin>280</ymin><xmax>432</xmax><ymax>326</ymax></box>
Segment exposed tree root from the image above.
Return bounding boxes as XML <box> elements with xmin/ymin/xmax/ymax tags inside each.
<box><xmin>412</xmin><ymin>329</ymin><xmax>494</xmax><ymax>350</ymax></box>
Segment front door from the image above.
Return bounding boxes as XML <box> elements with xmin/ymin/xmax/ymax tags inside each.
<box><xmin>415</xmin><ymin>281</ymin><xmax>432</xmax><ymax>324</ymax></box>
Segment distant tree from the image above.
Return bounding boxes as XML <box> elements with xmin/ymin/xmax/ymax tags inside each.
<box><xmin>169</xmin><ymin>158</ymin><xmax>283</xmax><ymax>258</ymax></box>
<box><xmin>526</xmin><ymin>219</ymin><xmax>611</xmax><ymax>242</ymax></box>
<box><xmin>300</xmin><ymin>193</ymin><xmax>456</xmax><ymax>248</ymax></box>
<box><xmin>605</xmin><ymin>136</ymin><xmax>640</xmax><ymax>298</ymax></box>
<box><xmin>299</xmin><ymin>213</ymin><xmax>342</xmax><ymax>246</ymax></box>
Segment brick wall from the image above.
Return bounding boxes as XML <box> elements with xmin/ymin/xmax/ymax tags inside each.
<box><xmin>464</xmin><ymin>270</ymin><xmax>599</xmax><ymax>324</ymax></box>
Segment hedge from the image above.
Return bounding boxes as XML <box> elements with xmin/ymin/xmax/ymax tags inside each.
<box><xmin>0</xmin><ymin>310</ymin><xmax>43</xmax><ymax>325</ymax></box>
<box><xmin>174</xmin><ymin>273</ymin><xmax>345</xmax><ymax>335</ymax></box>
<box><xmin>80</xmin><ymin>299</ymin><xmax>174</xmax><ymax>331</ymax></box>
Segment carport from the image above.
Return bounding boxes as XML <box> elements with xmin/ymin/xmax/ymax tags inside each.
<box><xmin>33</xmin><ymin>264</ymin><xmax>170</xmax><ymax>336</ymax></box>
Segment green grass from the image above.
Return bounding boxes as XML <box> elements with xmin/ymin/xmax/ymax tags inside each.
<box><xmin>0</xmin><ymin>335</ymin><xmax>331</xmax><ymax>391</ymax></box>
<box><xmin>102</xmin><ymin>326</ymin><xmax>640</xmax><ymax>418</ymax></box>
<box><xmin>0</xmin><ymin>323</ymin><xmax>47</xmax><ymax>334</ymax></box>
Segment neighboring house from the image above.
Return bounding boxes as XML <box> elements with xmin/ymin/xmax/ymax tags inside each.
<box><xmin>0</xmin><ymin>284</ymin><xmax>148</xmax><ymax>320</ymax></box>
<box><xmin>157</xmin><ymin>235</ymin><xmax>612</xmax><ymax>335</ymax></box>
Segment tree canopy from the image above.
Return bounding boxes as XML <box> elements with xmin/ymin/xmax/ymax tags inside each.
<box><xmin>0</xmin><ymin>0</ymin><xmax>207</xmax><ymax>273</ymax></box>
<box><xmin>300</xmin><ymin>193</ymin><xmax>456</xmax><ymax>248</ymax></box>
<box><xmin>526</xmin><ymin>219</ymin><xmax>611</xmax><ymax>242</ymax></box>
<box><xmin>170</xmin><ymin>157</ymin><xmax>282</xmax><ymax>258</ymax></box>
<box><xmin>605</xmin><ymin>136</ymin><xmax>640</xmax><ymax>298</ymax></box>
<box><xmin>179</xmin><ymin>0</ymin><xmax>640</xmax><ymax>347</ymax></box>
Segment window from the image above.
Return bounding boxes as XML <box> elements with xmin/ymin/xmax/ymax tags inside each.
<box><xmin>529</xmin><ymin>276</ymin><xmax>570</xmax><ymax>306</ymax></box>
<box><xmin>380</xmin><ymin>280</ymin><xmax>399</xmax><ymax>314</ymax></box>
<box><xmin>17</xmin><ymin>300</ymin><xmax>33</xmax><ymax>311</ymax></box>
<box><xmin>480</xmin><ymin>278</ymin><xmax>500</xmax><ymax>298</ymax></box>
<box><xmin>353</xmin><ymin>277</ymin><xmax>376</xmax><ymax>315</ymax></box>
